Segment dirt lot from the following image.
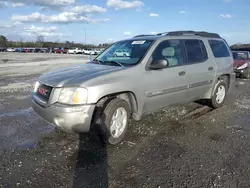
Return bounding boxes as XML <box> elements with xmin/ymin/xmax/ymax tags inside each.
<box><xmin>0</xmin><ymin>52</ymin><xmax>250</xmax><ymax>188</ymax></box>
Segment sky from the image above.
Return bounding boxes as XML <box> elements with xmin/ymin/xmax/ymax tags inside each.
<box><xmin>0</xmin><ymin>0</ymin><xmax>249</xmax><ymax>45</ymax></box>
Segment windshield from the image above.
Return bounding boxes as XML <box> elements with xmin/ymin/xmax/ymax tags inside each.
<box><xmin>232</xmin><ymin>52</ymin><xmax>249</xmax><ymax>60</ymax></box>
<box><xmin>94</xmin><ymin>39</ymin><xmax>154</xmax><ymax>66</ymax></box>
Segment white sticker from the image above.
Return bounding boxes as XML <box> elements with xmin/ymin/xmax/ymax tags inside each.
<box><xmin>132</xmin><ymin>40</ymin><xmax>145</xmax><ymax>45</ymax></box>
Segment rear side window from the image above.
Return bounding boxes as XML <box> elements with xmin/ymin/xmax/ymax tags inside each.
<box><xmin>208</xmin><ymin>40</ymin><xmax>230</xmax><ymax>58</ymax></box>
<box><xmin>184</xmin><ymin>39</ymin><xmax>208</xmax><ymax>64</ymax></box>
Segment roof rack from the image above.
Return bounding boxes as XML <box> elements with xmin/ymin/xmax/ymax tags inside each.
<box><xmin>133</xmin><ymin>31</ymin><xmax>221</xmax><ymax>39</ymax></box>
<box><xmin>165</xmin><ymin>31</ymin><xmax>221</xmax><ymax>38</ymax></box>
<box><xmin>133</xmin><ymin>34</ymin><xmax>155</xmax><ymax>38</ymax></box>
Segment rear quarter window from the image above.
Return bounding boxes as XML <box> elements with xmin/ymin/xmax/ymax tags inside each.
<box><xmin>208</xmin><ymin>40</ymin><xmax>230</xmax><ymax>58</ymax></box>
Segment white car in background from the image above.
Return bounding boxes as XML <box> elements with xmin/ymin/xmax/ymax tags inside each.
<box><xmin>94</xmin><ymin>49</ymin><xmax>101</xmax><ymax>55</ymax></box>
<box><xmin>83</xmin><ymin>49</ymin><xmax>95</xmax><ymax>55</ymax></box>
<box><xmin>7</xmin><ymin>48</ymin><xmax>15</xmax><ymax>52</ymax></box>
<box><xmin>113</xmin><ymin>49</ymin><xmax>131</xmax><ymax>57</ymax></box>
<box><xmin>68</xmin><ymin>48</ymin><xmax>83</xmax><ymax>54</ymax></box>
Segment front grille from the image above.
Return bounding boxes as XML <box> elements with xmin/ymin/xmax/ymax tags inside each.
<box><xmin>36</xmin><ymin>84</ymin><xmax>53</xmax><ymax>102</ymax></box>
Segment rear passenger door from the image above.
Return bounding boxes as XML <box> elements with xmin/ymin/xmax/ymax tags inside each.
<box><xmin>183</xmin><ymin>39</ymin><xmax>216</xmax><ymax>101</ymax></box>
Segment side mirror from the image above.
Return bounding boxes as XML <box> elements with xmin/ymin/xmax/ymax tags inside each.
<box><xmin>148</xmin><ymin>59</ymin><xmax>169</xmax><ymax>70</ymax></box>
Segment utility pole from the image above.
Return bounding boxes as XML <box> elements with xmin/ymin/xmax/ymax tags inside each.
<box><xmin>84</xmin><ymin>28</ymin><xmax>87</xmax><ymax>45</ymax></box>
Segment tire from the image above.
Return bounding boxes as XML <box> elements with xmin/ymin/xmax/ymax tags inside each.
<box><xmin>242</xmin><ymin>68</ymin><xmax>250</xmax><ymax>79</ymax></box>
<box><xmin>209</xmin><ymin>79</ymin><xmax>228</xmax><ymax>109</ymax></box>
<box><xmin>94</xmin><ymin>98</ymin><xmax>131</xmax><ymax>145</ymax></box>
<box><xmin>123</xmin><ymin>54</ymin><xmax>127</xmax><ymax>57</ymax></box>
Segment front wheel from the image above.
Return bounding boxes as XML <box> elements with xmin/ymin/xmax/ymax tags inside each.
<box><xmin>209</xmin><ymin>80</ymin><xmax>228</xmax><ymax>109</ymax></box>
<box><xmin>94</xmin><ymin>98</ymin><xmax>131</xmax><ymax>145</ymax></box>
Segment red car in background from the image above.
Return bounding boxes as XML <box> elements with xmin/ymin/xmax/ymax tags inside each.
<box><xmin>232</xmin><ymin>51</ymin><xmax>250</xmax><ymax>79</ymax></box>
<box><xmin>54</xmin><ymin>48</ymin><xmax>69</xmax><ymax>54</ymax></box>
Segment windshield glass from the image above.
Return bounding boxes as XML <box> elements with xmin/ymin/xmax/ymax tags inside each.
<box><xmin>94</xmin><ymin>39</ymin><xmax>154</xmax><ymax>66</ymax></box>
<box><xmin>232</xmin><ymin>52</ymin><xmax>249</xmax><ymax>60</ymax></box>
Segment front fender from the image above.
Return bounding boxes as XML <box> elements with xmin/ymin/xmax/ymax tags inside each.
<box><xmin>86</xmin><ymin>83</ymin><xmax>145</xmax><ymax>119</ymax></box>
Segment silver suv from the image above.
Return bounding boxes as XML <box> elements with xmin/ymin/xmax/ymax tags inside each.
<box><xmin>32</xmin><ymin>31</ymin><xmax>235</xmax><ymax>145</ymax></box>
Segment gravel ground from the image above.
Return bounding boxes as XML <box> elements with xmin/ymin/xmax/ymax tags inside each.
<box><xmin>0</xmin><ymin>53</ymin><xmax>250</xmax><ymax>188</ymax></box>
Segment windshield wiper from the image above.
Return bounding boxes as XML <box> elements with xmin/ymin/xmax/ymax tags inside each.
<box><xmin>92</xmin><ymin>59</ymin><xmax>124</xmax><ymax>67</ymax></box>
<box><xmin>92</xmin><ymin>59</ymin><xmax>104</xmax><ymax>64</ymax></box>
<box><xmin>107</xmin><ymin>60</ymin><xmax>124</xmax><ymax>67</ymax></box>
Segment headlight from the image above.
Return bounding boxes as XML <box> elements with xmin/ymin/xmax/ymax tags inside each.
<box><xmin>237</xmin><ymin>62</ymin><xmax>249</xmax><ymax>70</ymax></box>
<box><xmin>34</xmin><ymin>81</ymin><xmax>40</xmax><ymax>93</ymax></box>
<box><xmin>58</xmin><ymin>88</ymin><xmax>88</xmax><ymax>105</ymax></box>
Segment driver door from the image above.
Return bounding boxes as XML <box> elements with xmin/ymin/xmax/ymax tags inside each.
<box><xmin>143</xmin><ymin>39</ymin><xmax>189</xmax><ymax>113</ymax></box>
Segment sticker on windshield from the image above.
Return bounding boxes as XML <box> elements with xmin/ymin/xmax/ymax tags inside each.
<box><xmin>132</xmin><ymin>40</ymin><xmax>145</xmax><ymax>45</ymax></box>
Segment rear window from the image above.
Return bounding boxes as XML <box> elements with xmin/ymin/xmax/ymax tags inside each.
<box><xmin>208</xmin><ymin>40</ymin><xmax>230</xmax><ymax>58</ymax></box>
<box><xmin>232</xmin><ymin>51</ymin><xmax>249</xmax><ymax>60</ymax></box>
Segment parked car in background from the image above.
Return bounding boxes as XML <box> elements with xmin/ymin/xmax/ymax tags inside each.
<box><xmin>7</xmin><ymin>48</ymin><xmax>15</xmax><ymax>52</ymax></box>
<box><xmin>55</xmin><ymin>48</ymin><xmax>69</xmax><ymax>54</ymax></box>
<box><xmin>68</xmin><ymin>48</ymin><xmax>83</xmax><ymax>54</ymax></box>
<box><xmin>40</xmin><ymin>48</ymin><xmax>50</xmax><ymax>53</ymax></box>
<box><xmin>83</xmin><ymin>48</ymin><xmax>95</xmax><ymax>55</ymax></box>
<box><xmin>32</xmin><ymin>30</ymin><xmax>235</xmax><ymax>146</ymax></box>
<box><xmin>93</xmin><ymin>49</ymin><xmax>102</xmax><ymax>55</ymax></box>
<box><xmin>33</xmin><ymin>48</ymin><xmax>42</xmax><ymax>53</ymax></box>
<box><xmin>15</xmin><ymin>48</ymin><xmax>22</xmax><ymax>52</ymax></box>
<box><xmin>0</xmin><ymin>48</ymin><xmax>7</xmax><ymax>52</ymax></box>
<box><xmin>113</xmin><ymin>49</ymin><xmax>131</xmax><ymax>57</ymax></box>
<box><xmin>232</xmin><ymin>50</ymin><xmax>250</xmax><ymax>78</ymax></box>
<box><xmin>22</xmin><ymin>48</ymin><xmax>33</xmax><ymax>53</ymax></box>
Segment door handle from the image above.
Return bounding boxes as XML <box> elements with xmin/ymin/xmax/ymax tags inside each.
<box><xmin>179</xmin><ymin>71</ymin><xmax>186</xmax><ymax>76</ymax></box>
<box><xmin>208</xmin><ymin>67</ymin><xmax>214</xmax><ymax>71</ymax></box>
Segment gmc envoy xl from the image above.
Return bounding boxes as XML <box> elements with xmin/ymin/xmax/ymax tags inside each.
<box><xmin>32</xmin><ymin>31</ymin><xmax>235</xmax><ymax>145</ymax></box>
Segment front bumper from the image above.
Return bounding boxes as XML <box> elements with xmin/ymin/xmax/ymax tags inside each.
<box><xmin>32</xmin><ymin>98</ymin><xmax>95</xmax><ymax>133</ymax></box>
<box><xmin>234</xmin><ymin>68</ymin><xmax>248</xmax><ymax>77</ymax></box>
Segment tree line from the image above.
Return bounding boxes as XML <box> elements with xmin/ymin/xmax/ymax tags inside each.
<box><xmin>230</xmin><ymin>43</ymin><xmax>250</xmax><ymax>51</ymax></box>
<box><xmin>0</xmin><ymin>35</ymin><xmax>112</xmax><ymax>49</ymax></box>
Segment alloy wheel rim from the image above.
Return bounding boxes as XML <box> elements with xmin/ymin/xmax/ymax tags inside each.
<box><xmin>216</xmin><ymin>85</ymin><xmax>226</xmax><ymax>104</ymax></box>
<box><xmin>110</xmin><ymin>107</ymin><xmax>128</xmax><ymax>138</ymax></box>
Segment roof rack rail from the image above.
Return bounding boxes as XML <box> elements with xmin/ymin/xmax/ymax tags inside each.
<box><xmin>133</xmin><ymin>34</ymin><xmax>155</xmax><ymax>38</ymax></box>
<box><xmin>133</xmin><ymin>31</ymin><xmax>221</xmax><ymax>39</ymax></box>
<box><xmin>165</xmin><ymin>31</ymin><xmax>221</xmax><ymax>38</ymax></box>
<box><xmin>156</xmin><ymin>32</ymin><xmax>168</xmax><ymax>35</ymax></box>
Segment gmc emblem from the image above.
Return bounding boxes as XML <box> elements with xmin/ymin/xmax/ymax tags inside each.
<box><xmin>38</xmin><ymin>88</ymin><xmax>48</xmax><ymax>96</ymax></box>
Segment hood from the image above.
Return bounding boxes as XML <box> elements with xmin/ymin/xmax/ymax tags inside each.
<box><xmin>233</xmin><ymin>59</ymin><xmax>250</xmax><ymax>68</ymax></box>
<box><xmin>39</xmin><ymin>63</ymin><xmax>124</xmax><ymax>87</ymax></box>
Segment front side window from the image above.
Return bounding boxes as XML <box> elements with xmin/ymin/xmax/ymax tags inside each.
<box><xmin>184</xmin><ymin>39</ymin><xmax>208</xmax><ymax>64</ymax></box>
<box><xmin>95</xmin><ymin>40</ymin><xmax>153</xmax><ymax>66</ymax></box>
<box><xmin>208</xmin><ymin>40</ymin><xmax>230</xmax><ymax>58</ymax></box>
<box><xmin>152</xmin><ymin>39</ymin><xmax>183</xmax><ymax>67</ymax></box>
<box><xmin>232</xmin><ymin>51</ymin><xmax>249</xmax><ymax>60</ymax></box>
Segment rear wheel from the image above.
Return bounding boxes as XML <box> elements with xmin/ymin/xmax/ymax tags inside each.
<box><xmin>94</xmin><ymin>98</ymin><xmax>131</xmax><ymax>145</ymax></box>
<box><xmin>209</xmin><ymin>79</ymin><xmax>228</xmax><ymax>109</ymax></box>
